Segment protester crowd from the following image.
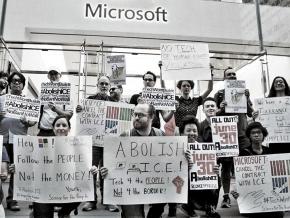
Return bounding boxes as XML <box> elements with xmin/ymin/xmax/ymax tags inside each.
<box><xmin>0</xmin><ymin>67</ymin><xmax>289</xmax><ymax>218</ymax></box>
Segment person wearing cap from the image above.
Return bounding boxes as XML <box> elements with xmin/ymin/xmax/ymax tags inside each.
<box><xmin>37</xmin><ymin>70</ymin><xmax>73</xmax><ymax>136</ymax></box>
<box><xmin>232</xmin><ymin>122</ymin><xmax>284</xmax><ymax>218</ymax></box>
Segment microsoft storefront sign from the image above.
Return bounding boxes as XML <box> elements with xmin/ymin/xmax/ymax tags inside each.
<box><xmin>85</xmin><ymin>3</ymin><xmax>168</xmax><ymax>22</ymax></box>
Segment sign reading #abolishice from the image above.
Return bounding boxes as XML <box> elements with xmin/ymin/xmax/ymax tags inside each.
<box><xmin>13</xmin><ymin>136</ymin><xmax>94</xmax><ymax>203</ymax></box>
<box><xmin>3</xmin><ymin>94</ymin><xmax>41</xmax><ymax>122</ymax></box>
<box><xmin>40</xmin><ymin>82</ymin><xmax>71</xmax><ymax>105</ymax></box>
<box><xmin>142</xmin><ymin>87</ymin><xmax>175</xmax><ymax>111</ymax></box>
<box><xmin>103</xmin><ymin>136</ymin><xmax>188</xmax><ymax>205</ymax></box>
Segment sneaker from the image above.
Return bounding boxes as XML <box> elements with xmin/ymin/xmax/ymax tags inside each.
<box><xmin>109</xmin><ymin>205</ymin><xmax>119</xmax><ymax>212</ymax></box>
<box><xmin>82</xmin><ymin>202</ymin><xmax>97</xmax><ymax>211</ymax></box>
<box><xmin>7</xmin><ymin>202</ymin><xmax>21</xmax><ymax>211</ymax></box>
<box><xmin>221</xmin><ymin>194</ymin><xmax>231</xmax><ymax>208</ymax></box>
<box><xmin>206</xmin><ymin>206</ymin><xmax>221</xmax><ymax>218</ymax></box>
<box><xmin>179</xmin><ymin>204</ymin><xmax>199</xmax><ymax>218</ymax></box>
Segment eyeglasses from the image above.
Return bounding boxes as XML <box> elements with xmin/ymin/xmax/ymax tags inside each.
<box><xmin>226</xmin><ymin>72</ymin><xmax>236</xmax><ymax>77</ymax></box>
<box><xmin>143</xmin><ymin>78</ymin><xmax>153</xmax><ymax>82</ymax></box>
<box><xmin>99</xmin><ymin>82</ymin><xmax>109</xmax><ymax>86</ymax></box>
<box><xmin>109</xmin><ymin>87</ymin><xmax>118</xmax><ymax>92</ymax></box>
<box><xmin>250</xmin><ymin>130</ymin><xmax>262</xmax><ymax>135</ymax></box>
<box><xmin>11</xmin><ymin>79</ymin><xmax>22</xmax><ymax>84</ymax></box>
<box><xmin>132</xmin><ymin>112</ymin><xmax>148</xmax><ymax>118</ymax></box>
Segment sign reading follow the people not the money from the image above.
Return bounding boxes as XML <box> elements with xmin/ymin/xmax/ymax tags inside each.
<box><xmin>254</xmin><ymin>97</ymin><xmax>290</xmax><ymax>143</ymax></box>
<box><xmin>189</xmin><ymin>143</ymin><xmax>218</xmax><ymax>190</ymax></box>
<box><xmin>142</xmin><ymin>87</ymin><xmax>175</xmax><ymax>110</ymax></box>
<box><xmin>3</xmin><ymin>94</ymin><xmax>41</xmax><ymax>122</ymax></box>
<box><xmin>234</xmin><ymin>154</ymin><xmax>290</xmax><ymax>213</ymax></box>
<box><xmin>103</xmin><ymin>136</ymin><xmax>188</xmax><ymax>205</ymax></box>
<box><xmin>161</xmin><ymin>43</ymin><xmax>211</xmax><ymax>80</ymax></box>
<box><xmin>225</xmin><ymin>80</ymin><xmax>247</xmax><ymax>113</ymax></box>
<box><xmin>211</xmin><ymin>116</ymin><xmax>239</xmax><ymax>157</ymax></box>
<box><xmin>13</xmin><ymin>136</ymin><xmax>93</xmax><ymax>203</ymax></box>
<box><xmin>40</xmin><ymin>82</ymin><xmax>71</xmax><ymax>105</ymax></box>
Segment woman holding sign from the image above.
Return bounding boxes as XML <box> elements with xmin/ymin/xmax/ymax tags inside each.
<box><xmin>175</xmin><ymin>77</ymin><xmax>213</xmax><ymax>129</ymax></box>
<box><xmin>232</xmin><ymin>122</ymin><xmax>284</xmax><ymax>218</ymax></box>
<box><xmin>266</xmin><ymin>76</ymin><xmax>290</xmax><ymax>154</ymax></box>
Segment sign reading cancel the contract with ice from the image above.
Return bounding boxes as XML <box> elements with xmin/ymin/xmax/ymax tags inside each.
<box><xmin>103</xmin><ymin>136</ymin><xmax>188</xmax><ymax>205</ymax></box>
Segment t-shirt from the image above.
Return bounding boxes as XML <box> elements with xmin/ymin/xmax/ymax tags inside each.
<box><xmin>175</xmin><ymin>96</ymin><xmax>203</xmax><ymax>127</ymax></box>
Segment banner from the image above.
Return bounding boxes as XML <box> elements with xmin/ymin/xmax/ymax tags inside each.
<box><xmin>254</xmin><ymin>97</ymin><xmax>290</xmax><ymax>143</ymax></box>
<box><xmin>103</xmin><ymin>136</ymin><xmax>188</xmax><ymax>205</ymax></box>
<box><xmin>76</xmin><ymin>99</ymin><xmax>134</xmax><ymax>147</ymax></box>
<box><xmin>142</xmin><ymin>87</ymin><xmax>175</xmax><ymax>110</ymax></box>
<box><xmin>106</xmin><ymin>55</ymin><xmax>126</xmax><ymax>85</ymax></box>
<box><xmin>211</xmin><ymin>116</ymin><xmax>239</xmax><ymax>157</ymax></box>
<box><xmin>189</xmin><ymin>143</ymin><xmax>218</xmax><ymax>190</ymax></box>
<box><xmin>40</xmin><ymin>82</ymin><xmax>71</xmax><ymax>105</ymax></box>
<box><xmin>3</xmin><ymin>94</ymin><xmax>41</xmax><ymax>122</ymax></box>
<box><xmin>13</xmin><ymin>135</ymin><xmax>93</xmax><ymax>203</ymax></box>
<box><xmin>161</xmin><ymin>43</ymin><xmax>211</xmax><ymax>81</ymax></box>
<box><xmin>234</xmin><ymin>154</ymin><xmax>290</xmax><ymax>213</ymax></box>
<box><xmin>225</xmin><ymin>80</ymin><xmax>247</xmax><ymax>113</ymax></box>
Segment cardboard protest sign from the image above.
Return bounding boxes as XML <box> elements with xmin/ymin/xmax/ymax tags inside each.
<box><xmin>76</xmin><ymin>99</ymin><xmax>134</xmax><ymax>147</ymax></box>
<box><xmin>234</xmin><ymin>154</ymin><xmax>290</xmax><ymax>213</ymax></box>
<box><xmin>211</xmin><ymin>116</ymin><xmax>239</xmax><ymax>157</ymax></box>
<box><xmin>13</xmin><ymin>136</ymin><xmax>93</xmax><ymax>203</ymax></box>
<box><xmin>224</xmin><ymin>80</ymin><xmax>247</xmax><ymax>113</ymax></box>
<box><xmin>103</xmin><ymin>136</ymin><xmax>188</xmax><ymax>205</ymax></box>
<box><xmin>189</xmin><ymin>143</ymin><xmax>218</xmax><ymax>190</ymax></box>
<box><xmin>255</xmin><ymin>97</ymin><xmax>290</xmax><ymax>143</ymax></box>
<box><xmin>161</xmin><ymin>43</ymin><xmax>211</xmax><ymax>80</ymax></box>
<box><xmin>106</xmin><ymin>55</ymin><xmax>126</xmax><ymax>85</ymax></box>
<box><xmin>3</xmin><ymin>94</ymin><xmax>41</xmax><ymax>122</ymax></box>
<box><xmin>105</xmin><ymin>101</ymin><xmax>134</xmax><ymax>135</ymax></box>
<box><xmin>40</xmin><ymin>82</ymin><xmax>71</xmax><ymax>105</ymax></box>
<box><xmin>142</xmin><ymin>88</ymin><xmax>175</xmax><ymax>110</ymax></box>
<box><xmin>76</xmin><ymin>99</ymin><xmax>107</xmax><ymax>147</ymax></box>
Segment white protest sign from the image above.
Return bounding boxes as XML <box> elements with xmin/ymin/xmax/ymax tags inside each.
<box><xmin>142</xmin><ymin>88</ymin><xmax>175</xmax><ymax>111</ymax></box>
<box><xmin>76</xmin><ymin>99</ymin><xmax>134</xmax><ymax>147</ymax></box>
<box><xmin>13</xmin><ymin>135</ymin><xmax>93</xmax><ymax>203</ymax></box>
<box><xmin>225</xmin><ymin>80</ymin><xmax>247</xmax><ymax>113</ymax></box>
<box><xmin>40</xmin><ymin>82</ymin><xmax>71</xmax><ymax>105</ymax></box>
<box><xmin>189</xmin><ymin>143</ymin><xmax>218</xmax><ymax>190</ymax></box>
<box><xmin>161</xmin><ymin>43</ymin><xmax>211</xmax><ymax>80</ymax></box>
<box><xmin>103</xmin><ymin>136</ymin><xmax>188</xmax><ymax>205</ymax></box>
<box><xmin>106</xmin><ymin>55</ymin><xmax>126</xmax><ymax>85</ymax></box>
<box><xmin>3</xmin><ymin>94</ymin><xmax>41</xmax><ymax>122</ymax></box>
<box><xmin>234</xmin><ymin>154</ymin><xmax>290</xmax><ymax>213</ymax></box>
<box><xmin>211</xmin><ymin>116</ymin><xmax>239</xmax><ymax>157</ymax></box>
<box><xmin>104</xmin><ymin>101</ymin><xmax>134</xmax><ymax>135</ymax></box>
<box><xmin>255</xmin><ymin>97</ymin><xmax>290</xmax><ymax>143</ymax></box>
<box><xmin>75</xmin><ymin>99</ymin><xmax>107</xmax><ymax>147</ymax></box>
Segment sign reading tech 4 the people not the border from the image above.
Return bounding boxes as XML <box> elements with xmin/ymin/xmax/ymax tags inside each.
<box><xmin>211</xmin><ymin>116</ymin><xmax>239</xmax><ymax>157</ymax></box>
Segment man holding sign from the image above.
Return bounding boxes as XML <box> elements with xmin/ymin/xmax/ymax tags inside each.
<box><xmin>214</xmin><ymin>68</ymin><xmax>254</xmax><ymax>209</ymax></box>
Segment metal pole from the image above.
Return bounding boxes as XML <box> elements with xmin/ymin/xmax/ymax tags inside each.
<box><xmin>254</xmin><ymin>0</ymin><xmax>264</xmax><ymax>52</ymax></box>
<box><xmin>0</xmin><ymin>0</ymin><xmax>7</xmax><ymax>37</ymax></box>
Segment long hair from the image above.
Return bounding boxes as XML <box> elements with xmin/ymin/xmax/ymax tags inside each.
<box><xmin>268</xmin><ymin>76</ymin><xmax>290</xmax><ymax>97</ymax></box>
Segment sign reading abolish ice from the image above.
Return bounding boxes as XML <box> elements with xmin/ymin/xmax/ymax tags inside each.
<box><xmin>3</xmin><ymin>94</ymin><xmax>41</xmax><ymax>122</ymax></box>
<box><xmin>13</xmin><ymin>136</ymin><xmax>93</xmax><ymax>203</ymax></box>
<box><xmin>225</xmin><ymin>80</ymin><xmax>247</xmax><ymax>113</ymax></box>
<box><xmin>211</xmin><ymin>116</ymin><xmax>239</xmax><ymax>157</ymax></box>
<box><xmin>142</xmin><ymin>87</ymin><xmax>175</xmax><ymax>110</ymax></box>
<box><xmin>103</xmin><ymin>136</ymin><xmax>188</xmax><ymax>205</ymax></box>
<box><xmin>106</xmin><ymin>55</ymin><xmax>126</xmax><ymax>85</ymax></box>
<box><xmin>76</xmin><ymin>99</ymin><xmax>134</xmax><ymax>147</ymax></box>
<box><xmin>234</xmin><ymin>154</ymin><xmax>290</xmax><ymax>213</ymax></box>
<box><xmin>161</xmin><ymin>43</ymin><xmax>211</xmax><ymax>80</ymax></box>
<box><xmin>255</xmin><ymin>97</ymin><xmax>290</xmax><ymax>143</ymax></box>
<box><xmin>189</xmin><ymin>143</ymin><xmax>218</xmax><ymax>190</ymax></box>
<box><xmin>40</xmin><ymin>82</ymin><xmax>71</xmax><ymax>105</ymax></box>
